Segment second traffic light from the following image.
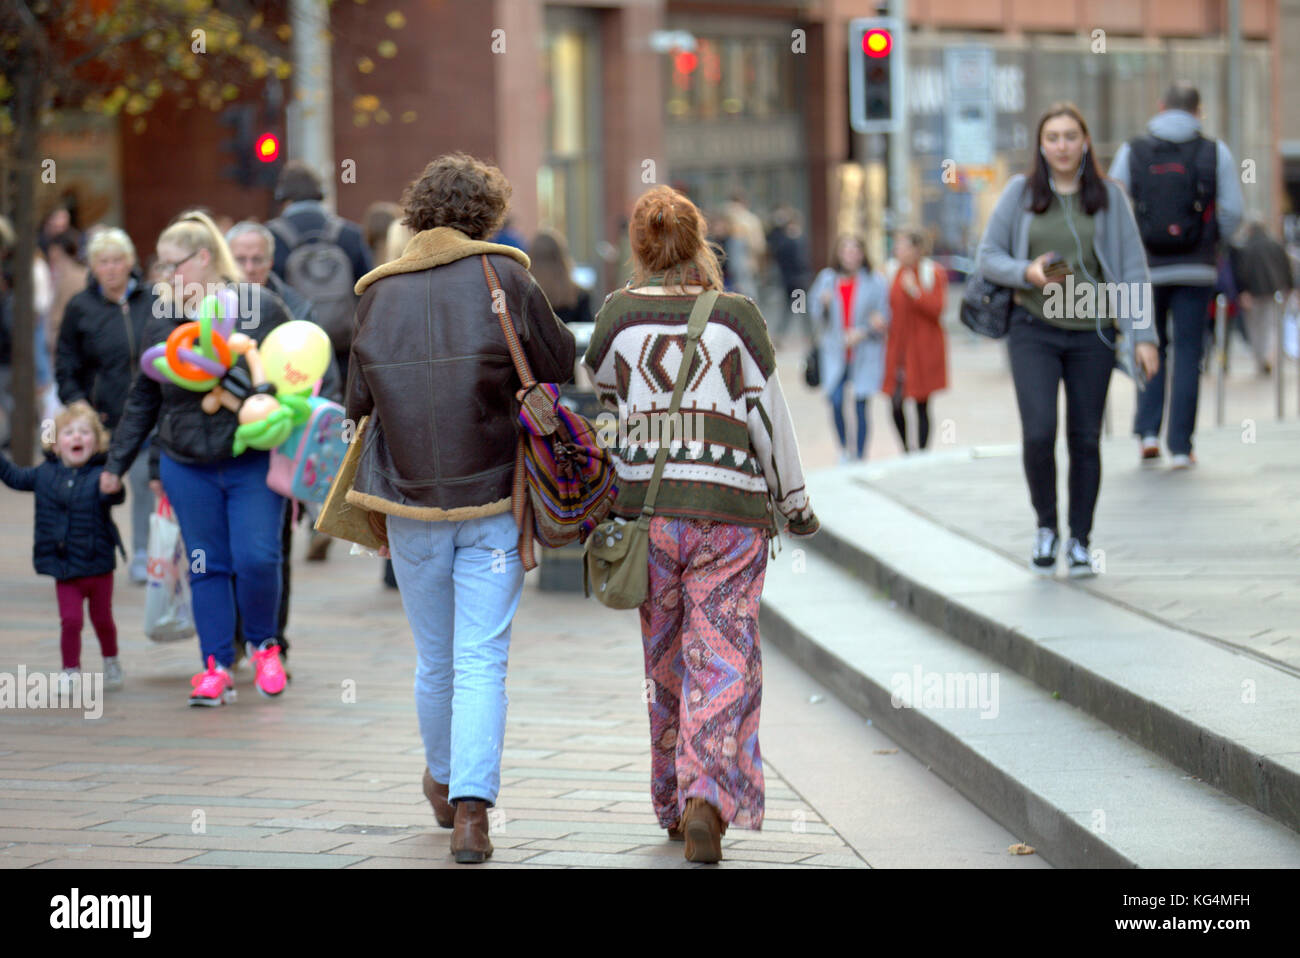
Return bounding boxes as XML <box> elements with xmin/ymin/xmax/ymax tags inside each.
<box><xmin>849</xmin><ymin>17</ymin><xmax>904</xmax><ymax>134</ymax></box>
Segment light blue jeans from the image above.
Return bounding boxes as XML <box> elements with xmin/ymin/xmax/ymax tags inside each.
<box><xmin>387</xmin><ymin>511</ymin><xmax>525</xmax><ymax>806</ymax></box>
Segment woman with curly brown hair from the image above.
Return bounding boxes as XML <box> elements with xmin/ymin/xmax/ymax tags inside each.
<box><xmin>584</xmin><ymin>186</ymin><xmax>819</xmax><ymax>863</ymax></box>
<box><xmin>345</xmin><ymin>153</ymin><xmax>575</xmax><ymax>864</ymax></box>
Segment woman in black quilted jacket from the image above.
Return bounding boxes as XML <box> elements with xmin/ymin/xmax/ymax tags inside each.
<box><xmin>0</xmin><ymin>401</ymin><xmax>126</xmax><ymax>686</ymax></box>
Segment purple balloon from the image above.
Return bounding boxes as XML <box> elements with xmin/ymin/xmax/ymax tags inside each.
<box><xmin>141</xmin><ymin>344</ymin><xmax>169</xmax><ymax>382</ymax></box>
<box><xmin>177</xmin><ymin>347</ymin><xmax>228</xmax><ymax>378</ymax></box>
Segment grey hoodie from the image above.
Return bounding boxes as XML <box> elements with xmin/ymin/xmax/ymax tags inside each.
<box><xmin>1108</xmin><ymin>110</ymin><xmax>1243</xmax><ymax>287</ymax></box>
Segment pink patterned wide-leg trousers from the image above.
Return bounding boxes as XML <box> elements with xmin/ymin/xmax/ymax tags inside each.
<box><xmin>639</xmin><ymin>517</ymin><xmax>768</xmax><ymax>830</ymax></box>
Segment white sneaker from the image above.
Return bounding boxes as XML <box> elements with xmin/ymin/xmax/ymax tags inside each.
<box><xmin>130</xmin><ymin>550</ymin><xmax>148</xmax><ymax>584</ymax></box>
<box><xmin>103</xmin><ymin>657</ymin><xmax>124</xmax><ymax>690</ymax></box>
<box><xmin>1065</xmin><ymin>538</ymin><xmax>1096</xmax><ymax>578</ymax></box>
<box><xmin>1140</xmin><ymin>436</ymin><xmax>1160</xmax><ymax>466</ymax></box>
<box><xmin>1030</xmin><ymin>528</ymin><xmax>1059</xmax><ymax>575</ymax></box>
<box><xmin>1169</xmin><ymin>453</ymin><xmax>1197</xmax><ymax>470</ymax></box>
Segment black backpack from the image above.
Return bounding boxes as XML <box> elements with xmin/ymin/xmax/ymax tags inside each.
<box><xmin>1128</xmin><ymin>135</ymin><xmax>1217</xmax><ymax>256</ymax></box>
<box><xmin>267</xmin><ymin>214</ymin><xmax>357</xmax><ymax>353</ymax></box>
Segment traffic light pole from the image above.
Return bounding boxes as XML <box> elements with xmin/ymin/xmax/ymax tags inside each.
<box><xmin>888</xmin><ymin>0</ymin><xmax>909</xmax><ymax>229</ymax></box>
<box><xmin>288</xmin><ymin>0</ymin><xmax>335</xmax><ymax>208</ymax></box>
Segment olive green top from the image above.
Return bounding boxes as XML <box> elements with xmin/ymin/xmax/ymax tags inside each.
<box><xmin>1019</xmin><ymin>191</ymin><xmax>1103</xmax><ymax>330</ymax></box>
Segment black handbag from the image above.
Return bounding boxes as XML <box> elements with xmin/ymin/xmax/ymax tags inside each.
<box><xmin>960</xmin><ymin>274</ymin><xmax>1014</xmax><ymax>339</ymax></box>
<box><xmin>803</xmin><ymin>346</ymin><xmax>821</xmax><ymax>388</ymax></box>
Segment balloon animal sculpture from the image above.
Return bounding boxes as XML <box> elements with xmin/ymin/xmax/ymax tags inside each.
<box><xmin>140</xmin><ymin>291</ymin><xmax>324</xmax><ymax>455</ymax></box>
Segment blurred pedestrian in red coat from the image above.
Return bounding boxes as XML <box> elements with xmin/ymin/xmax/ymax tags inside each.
<box><xmin>884</xmin><ymin>229</ymin><xmax>948</xmax><ymax>451</ymax></box>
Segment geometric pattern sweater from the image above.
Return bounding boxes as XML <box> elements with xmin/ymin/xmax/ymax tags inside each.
<box><xmin>583</xmin><ymin>285</ymin><xmax>819</xmax><ymax>536</ymax></box>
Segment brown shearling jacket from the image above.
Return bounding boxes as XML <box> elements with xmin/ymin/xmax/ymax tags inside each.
<box><xmin>344</xmin><ymin>228</ymin><xmax>576</xmax><ymax>521</ymax></box>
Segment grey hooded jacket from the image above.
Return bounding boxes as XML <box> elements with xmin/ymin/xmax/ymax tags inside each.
<box><xmin>1108</xmin><ymin>109</ymin><xmax>1243</xmax><ymax>287</ymax></box>
<box><xmin>975</xmin><ymin>174</ymin><xmax>1159</xmax><ymax>347</ymax></box>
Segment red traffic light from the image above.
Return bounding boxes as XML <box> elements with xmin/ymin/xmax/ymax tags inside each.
<box><xmin>674</xmin><ymin>50</ymin><xmax>698</xmax><ymax>75</ymax></box>
<box><xmin>862</xmin><ymin>29</ymin><xmax>892</xmax><ymax>58</ymax></box>
<box><xmin>255</xmin><ymin>133</ymin><xmax>280</xmax><ymax>164</ymax></box>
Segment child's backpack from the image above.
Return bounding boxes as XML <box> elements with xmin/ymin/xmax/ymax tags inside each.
<box><xmin>267</xmin><ymin>396</ymin><xmax>348</xmax><ymax>504</ymax></box>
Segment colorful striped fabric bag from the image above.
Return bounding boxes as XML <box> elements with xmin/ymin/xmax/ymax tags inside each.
<box><xmin>481</xmin><ymin>255</ymin><xmax>617</xmax><ymax>571</ymax></box>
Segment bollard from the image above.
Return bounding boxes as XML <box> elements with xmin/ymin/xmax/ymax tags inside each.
<box><xmin>1276</xmin><ymin>291</ymin><xmax>1286</xmax><ymax>421</ymax></box>
<box><xmin>1215</xmin><ymin>294</ymin><xmax>1227</xmax><ymax>427</ymax></box>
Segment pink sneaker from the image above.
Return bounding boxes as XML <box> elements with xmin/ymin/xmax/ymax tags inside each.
<box><xmin>189</xmin><ymin>656</ymin><xmax>236</xmax><ymax>707</ymax></box>
<box><xmin>250</xmin><ymin>643</ymin><xmax>287</xmax><ymax>698</ymax></box>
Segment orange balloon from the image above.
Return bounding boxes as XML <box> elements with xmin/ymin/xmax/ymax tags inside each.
<box><xmin>166</xmin><ymin>322</ymin><xmax>231</xmax><ymax>381</ymax></box>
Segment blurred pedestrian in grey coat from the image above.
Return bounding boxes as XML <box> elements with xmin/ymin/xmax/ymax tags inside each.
<box><xmin>809</xmin><ymin>234</ymin><xmax>890</xmax><ymax>463</ymax></box>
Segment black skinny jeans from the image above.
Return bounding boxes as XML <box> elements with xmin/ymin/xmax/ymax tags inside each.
<box><xmin>1006</xmin><ymin>307</ymin><xmax>1115</xmax><ymax>545</ymax></box>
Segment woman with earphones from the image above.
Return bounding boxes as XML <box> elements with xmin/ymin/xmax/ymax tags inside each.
<box><xmin>976</xmin><ymin>103</ymin><xmax>1160</xmax><ymax>577</ymax></box>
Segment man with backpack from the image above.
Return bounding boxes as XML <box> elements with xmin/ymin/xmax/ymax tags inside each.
<box><xmin>266</xmin><ymin>162</ymin><xmax>373</xmax><ymax>386</ymax></box>
<box><xmin>1109</xmin><ymin>82</ymin><xmax>1243</xmax><ymax>469</ymax></box>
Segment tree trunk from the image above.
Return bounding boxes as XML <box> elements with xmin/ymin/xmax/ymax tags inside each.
<box><xmin>8</xmin><ymin>45</ymin><xmax>41</xmax><ymax>466</ymax></box>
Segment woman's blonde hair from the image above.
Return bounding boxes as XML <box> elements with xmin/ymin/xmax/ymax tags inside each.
<box><xmin>87</xmin><ymin>227</ymin><xmax>137</xmax><ymax>267</ymax></box>
<box><xmin>158</xmin><ymin>209</ymin><xmax>243</xmax><ymax>285</ymax></box>
<box><xmin>45</xmin><ymin>400</ymin><xmax>111</xmax><ymax>455</ymax></box>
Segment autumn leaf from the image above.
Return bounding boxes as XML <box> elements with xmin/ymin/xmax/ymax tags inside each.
<box><xmin>1008</xmin><ymin>843</ymin><xmax>1036</xmax><ymax>855</ymax></box>
<box><xmin>872</xmin><ymin>748</ymin><xmax>898</xmax><ymax>755</ymax></box>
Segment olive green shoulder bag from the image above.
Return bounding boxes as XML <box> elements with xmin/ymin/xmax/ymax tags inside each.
<box><xmin>584</xmin><ymin>290</ymin><xmax>719</xmax><ymax>609</ymax></box>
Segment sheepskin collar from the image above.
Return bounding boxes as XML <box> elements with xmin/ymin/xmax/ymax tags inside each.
<box><xmin>354</xmin><ymin>227</ymin><xmax>531</xmax><ymax>295</ymax></box>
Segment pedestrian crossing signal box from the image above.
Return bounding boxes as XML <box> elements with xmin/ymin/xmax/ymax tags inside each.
<box><xmin>849</xmin><ymin>17</ymin><xmax>904</xmax><ymax>134</ymax></box>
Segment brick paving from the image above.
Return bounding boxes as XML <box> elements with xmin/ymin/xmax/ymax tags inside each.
<box><xmin>0</xmin><ymin>542</ymin><xmax>857</xmax><ymax>868</ymax></box>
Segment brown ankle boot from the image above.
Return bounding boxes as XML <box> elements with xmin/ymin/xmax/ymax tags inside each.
<box><xmin>421</xmin><ymin>768</ymin><xmax>454</xmax><ymax>829</ymax></box>
<box><xmin>450</xmin><ymin>799</ymin><xmax>493</xmax><ymax>864</ymax></box>
<box><xmin>682</xmin><ymin>798</ymin><xmax>725</xmax><ymax>864</ymax></box>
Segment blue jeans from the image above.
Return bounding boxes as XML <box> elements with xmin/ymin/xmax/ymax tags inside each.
<box><xmin>160</xmin><ymin>450</ymin><xmax>285</xmax><ymax>668</ymax></box>
<box><xmin>387</xmin><ymin>511</ymin><xmax>525</xmax><ymax>805</ymax></box>
<box><xmin>1133</xmin><ymin>285</ymin><xmax>1214</xmax><ymax>456</ymax></box>
<box><xmin>828</xmin><ymin>369</ymin><xmax>868</xmax><ymax>458</ymax></box>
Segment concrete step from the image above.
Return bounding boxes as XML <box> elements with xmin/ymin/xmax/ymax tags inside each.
<box><xmin>760</xmin><ymin>546</ymin><xmax>1300</xmax><ymax>867</ymax></box>
<box><xmin>781</xmin><ymin>464</ymin><xmax>1300</xmax><ymax>839</ymax></box>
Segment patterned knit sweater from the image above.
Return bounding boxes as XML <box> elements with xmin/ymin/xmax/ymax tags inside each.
<box><xmin>583</xmin><ymin>286</ymin><xmax>819</xmax><ymax>535</ymax></box>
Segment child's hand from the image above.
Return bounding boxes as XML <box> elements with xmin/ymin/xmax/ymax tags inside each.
<box><xmin>149</xmin><ymin>480</ymin><xmax>164</xmax><ymax>499</ymax></box>
<box><xmin>100</xmin><ymin>472</ymin><xmax>122</xmax><ymax>495</ymax></box>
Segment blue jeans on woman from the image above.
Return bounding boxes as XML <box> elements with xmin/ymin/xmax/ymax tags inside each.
<box><xmin>828</xmin><ymin>369</ymin><xmax>868</xmax><ymax>459</ymax></box>
<box><xmin>160</xmin><ymin>450</ymin><xmax>285</xmax><ymax>668</ymax></box>
<box><xmin>387</xmin><ymin>511</ymin><xmax>525</xmax><ymax>806</ymax></box>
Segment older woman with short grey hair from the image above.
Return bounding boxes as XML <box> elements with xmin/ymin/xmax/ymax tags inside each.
<box><xmin>55</xmin><ymin>226</ymin><xmax>158</xmax><ymax>582</ymax></box>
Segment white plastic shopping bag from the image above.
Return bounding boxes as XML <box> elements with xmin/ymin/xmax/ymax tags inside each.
<box><xmin>143</xmin><ymin>495</ymin><xmax>196</xmax><ymax>642</ymax></box>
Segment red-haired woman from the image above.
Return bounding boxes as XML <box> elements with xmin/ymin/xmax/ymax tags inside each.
<box><xmin>583</xmin><ymin>186</ymin><xmax>819</xmax><ymax>863</ymax></box>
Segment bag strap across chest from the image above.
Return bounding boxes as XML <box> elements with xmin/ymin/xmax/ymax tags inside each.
<box><xmin>640</xmin><ymin>290</ymin><xmax>719</xmax><ymax>529</ymax></box>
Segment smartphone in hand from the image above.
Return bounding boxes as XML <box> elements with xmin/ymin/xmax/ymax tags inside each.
<box><xmin>1042</xmin><ymin>252</ymin><xmax>1071</xmax><ymax>280</ymax></box>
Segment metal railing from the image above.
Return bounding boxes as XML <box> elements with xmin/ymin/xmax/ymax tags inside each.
<box><xmin>1213</xmin><ymin>291</ymin><xmax>1297</xmax><ymax>425</ymax></box>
